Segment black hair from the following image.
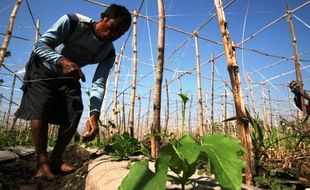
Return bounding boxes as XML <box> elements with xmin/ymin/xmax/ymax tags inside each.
<box><xmin>101</xmin><ymin>4</ymin><xmax>132</xmax><ymax>30</ymax></box>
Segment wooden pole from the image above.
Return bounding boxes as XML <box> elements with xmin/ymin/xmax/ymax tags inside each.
<box><xmin>163</xmin><ymin>79</ymin><xmax>170</xmax><ymax>138</ymax></box>
<box><xmin>35</xmin><ymin>20</ymin><xmax>40</xmax><ymax>43</ymax></box>
<box><xmin>175</xmin><ymin>99</ymin><xmax>179</xmax><ymax>137</ymax></box>
<box><xmin>220</xmin><ymin>94</ymin><xmax>225</xmax><ymax>133</ymax></box>
<box><xmin>113</xmin><ymin>55</ymin><xmax>120</xmax><ymax>132</ymax></box>
<box><xmin>194</xmin><ymin>34</ymin><xmax>204</xmax><ymax>136</ymax></box>
<box><xmin>286</xmin><ymin>5</ymin><xmax>306</xmax><ymax>116</ymax></box>
<box><xmin>224</xmin><ymin>81</ymin><xmax>228</xmax><ymax>134</ymax></box>
<box><xmin>268</xmin><ymin>87</ymin><xmax>273</xmax><ymax>129</ymax></box>
<box><xmin>137</xmin><ymin>96</ymin><xmax>141</xmax><ymax>140</ymax></box>
<box><xmin>205</xmin><ymin>91</ymin><xmax>209</xmax><ymax>132</ymax></box>
<box><xmin>121</xmin><ymin>92</ymin><xmax>126</xmax><ymax>133</ymax></box>
<box><xmin>246</xmin><ymin>73</ymin><xmax>257</xmax><ymax>117</ymax></box>
<box><xmin>210</xmin><ymin>55</ymin><xmax>215</xmax><ymax>134</ymax></box>
<box><xmin>151</xmin><ymin>0</ymin><xmax>165</xmax><ymax>159</ymax></box>
<box><xmin>7</xmin><ymin>74</ymin><xmax>17</xmax><ymax>130</ymax></box>
<box><xmin>0</xmin><ymin>0</ymin><xmax>23</xmax><ymax>67</ymax></box>
<box><xmin>261</xmin><ymin>84</ymin><xmax>268</xmax><ymax>137</ymax></box>
<box><xmin>129</xmin><ymin>10</ymin><xmax>138</xmax><ymax>137</ymax></box>
<box><xmin>146</xmin><ymin>90</ymin><xmax>152</xmax><ymax>133</ymax></box>
<box><xmin>214</xmin><ymin>0</ymin><xmax>254</xmax><ymax>184</ymax></box>
<box><xmin>188</xmin><ymin>95</ymin><xmax>193</xmax><ymax>134</ymax></box>
<box><xmin>287</xmin><ymin>86</ymin><xmax>293</xmax><ymax>117</ymax></box>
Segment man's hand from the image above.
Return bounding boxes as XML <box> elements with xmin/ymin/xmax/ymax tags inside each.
<box><xmin>288</xmin><ymin>80</ymin><xmax>299</xmax><ymax>94</ymax></box>
<box><xmin>81</xmin><ymin>114</ymin><xmax>99</xmax><ymax>142</ymax></box>
<box><xmin>58</xmin><ymin>59</ymin><xmax>86</xmax><ymax>82</ymax></box>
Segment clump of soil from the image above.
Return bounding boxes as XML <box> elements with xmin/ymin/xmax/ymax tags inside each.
<box><xmin>0</xmin><ymin>145</ymin><xmax>95</xmax><ymax>190</ymax></box>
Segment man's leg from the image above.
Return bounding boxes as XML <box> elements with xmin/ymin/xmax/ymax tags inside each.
<box><xmin>50</xmin><ymin>122</ymin><xmax>77</xmax><ymax>172</ymax></box>
<box><xmin>50</xmin><ymin>109</ymin><xmax>82</xmax><ymax>173</ymax></box>
<box><xmin>30</xmin><ymin>119</ymin><xmax>55</xmax><ymax>178</ymax></box>
<box><xmin>50</xmin><ymin>79</ymin><xmax>83</xmax><ymax>173</ymax></box>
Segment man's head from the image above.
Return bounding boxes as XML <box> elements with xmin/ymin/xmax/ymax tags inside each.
<box><xmin>95</xmin><ymin>4</ymin><xmax>131</xmax><ymax>42</ymax></box>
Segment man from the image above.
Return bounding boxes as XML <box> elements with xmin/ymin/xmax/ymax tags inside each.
<box><xmin>15</xmin><ymin>4</ymin><xmax>131</xmax><ymax>179</ymax></box>
<box><xmin>288</xmin><ymin>80</ymin><xmax>310</xmax><ymax>115</ymax></box>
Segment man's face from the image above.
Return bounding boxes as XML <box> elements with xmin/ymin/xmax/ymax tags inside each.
<box><xmin>95</xmin><ymin>17</ymin><xmax>129</xmax><ymax>42</ymax></box>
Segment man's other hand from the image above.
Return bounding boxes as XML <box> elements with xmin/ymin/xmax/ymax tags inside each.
<box><xmin>81</xmin><ymin>114</ymin><xmax>99</xmax><ymax>142</ymax></box>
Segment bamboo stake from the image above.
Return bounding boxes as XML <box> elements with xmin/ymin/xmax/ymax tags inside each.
<box><xmin>287</xmin><ymin>87</ymin><xmax>293</xmax><ymax>117</ymax></box>
<box><xmin>176</xmin><ymin>99</ymin><xmax>179</xmax><ymax>137</ymax></box>
<box><xmin>268</xmin><ymin>88</ymin><xmax>273</xmax><ymax>129</ymax></box>
<box><xmin>194</xmin><ymin>34</ymin><xmax>204</xmax><ymax>136</ymax></box>
<box><xmin>121</xmin><ymin>92</ymin><xmax>126</xmax><ymax>133</ymax></box>
<box><xmin>205</xmin><ymin>91</ymin><xmax>209</xmax><ymax>132</ymax></box>
<box><xmin>220</xmin><ymin>94</ymin><xmax>225</xmax><ymax>133</ymax></box>
<box><xmin>0</xmin><ymin>96</ymin><xmax>2</xmax><ymax>112</ymax></box>
<box><xmin>188</xmin><ymin>95</ymin><xmax>193</xmax><ymax>134</ymax></box>
<box><xmin>224</xmin><ymin>81</ymin><xmax>228</xmax><ymax>134</ymax></box>
<box><xmin>286</xmin><ymin>5</ymin><xmax>306</xmax><ymax>117</ymax></box>
<box><xmin>141</xmin><ymin>115</ymin><xmax>145</xmax><ymax>140</ymax></box>
<box><xmin>261</xmin><ymin>84</ymin><xmax>268</xmax><ymax>138</ymax></box>
<box><xmin>137</xmin><ymin>96</ymin><xmax>141</xmax><ymax>140</ymax></box>
<box><xmin>146</xmin><ymin>90</ymin><xmax>152</xmax><ymax>133</ymax></box>
<box><xmin>112</xmin><ymin>55</ymin><xmax>120</xmax><ymax>132</ymax></box>
<box><xmin>6</xmin><ymin>73</ymin><xmax>17</xmax><ymax>130</ymax></box>
<box><xmin>214</xmin><ymin>0</ymin><xmax>254</xmax><ymax>184</ymax></box>
<box><xmin>129</xmin><ymin>10</ymin><xmax>138</xmax><ymax>137</ymax></box>
<box><xmin>35</xmin><ymin>20</ymin><xmax>40</xmax><ymax>43</ymax></box>
<box><xmin>0</xmin><ymin>0</ymin><xmax>23</xmax><ymax>67</ymax></box>
<box><xmin>151</xmin><ymin>0</ymin><xmax>165</xmax><ymax>159</ymax></box>
<box><xmin>210</xmin><ymin>55</ymin><xmax>215</xmax><ymax>134</ymax></box>
<box><xmin>246</xmin><ymin>73</ymin><xmax>257</xmax><ymax>117</ymax></box>
<box><xmin>163</xmin><ymin>79</ymin><xmax>170</xmax><ymax>138</ymax></box>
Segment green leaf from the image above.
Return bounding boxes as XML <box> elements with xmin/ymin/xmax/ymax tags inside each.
<box><xmin>107</xmin><ymin>132</ymin><xmax>141</xmax><ymax>159</ymax></box>
<box><xmin>178</xmin><ymin>93</ymin><xmax>189</xmax><ymax>104</ymax></box>
<box><xmin>160</xmin><ymin>143</ymin><xmax>183</xmax><ymax>174</ymax></box>
<box><xmin>177</xmin><ymin>136</ymin><xmax>202</xmax><ymax>178</ymax></box>
<box><xmin>160</xmin><ymin>135</ymin><xmax>202</xmax><ymax>184</ymax></box>
<box><xmin>119</xmin><ymin>156</ymin><xmax>171</xmax><ymax>190</ymax></box>
<box><xmin>222</xmin><ymin>116</ymin><xmax>237</xmax><ymax>122</ymax></box>
<box><xmin>200</xmin><ymin>135</ymin><xmax>245</xmax><ymax>190</ymax></box>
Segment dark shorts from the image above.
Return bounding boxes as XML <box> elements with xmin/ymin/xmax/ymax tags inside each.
<box><xmin>15</xmin><ymin>53</ymin><xmax>84</xmax><ymax>126</ymax></box>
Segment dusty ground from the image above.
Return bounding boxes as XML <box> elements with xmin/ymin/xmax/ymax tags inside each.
<box><xmin>1</xmin><ymin>144</ymin><xmax>310</xmax><ymax>190</ymax></box>
<box><xmin>0</xmin><ymin>145</ymin><xmax>95</xmax><ymax>190</ymax></box>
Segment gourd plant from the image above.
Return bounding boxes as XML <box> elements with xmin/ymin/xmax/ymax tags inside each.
<box><xmin>104</xmin><ymin>132</ymin><xmax>150</xmax><ymax>160</ymax></box>
<box><xmin>178</xmin><ymin>93</ymin><xmax>189</xmax><ymax>136</ymax></box>
<box><xmin>119</xmin><ymin>135</ymin><xmax>245</xmax><ymax>190</ymax></box>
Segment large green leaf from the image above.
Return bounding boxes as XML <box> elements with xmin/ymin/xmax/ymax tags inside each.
<box><xmin>160</xmin><ymin>135</ymin><xmax>203</xmax><ymax>186</ymax></box>
<box><xmin>119</xmin><ymin>156</ymin><xmax>171</xmax><ymax>190</ymax></box>
<box><xmin>160</xmin><ymin>135</ymin><xmax>201</xmax><ymax>177</ymax></box>
<box><xmin>160</xmin><ymin>141</ymin><xmax>183</xmax><ymax>174</ymax></box>
<box><xmin>177</xmin><ymin>135</ymin><xmax>203</xmax><ymax>179</ymax></box>
<box><xmin>200</xmin><ymin>135</ymin><xmax>246</xmax><ymax>190</ymax></box>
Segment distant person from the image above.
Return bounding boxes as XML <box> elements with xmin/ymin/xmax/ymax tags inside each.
<box><xmin>15</xmin><ymin>4</ymin><xmax>131</xmax><ymax>180</ymax></box>
<box><xmin>288</xmin><ymin>80</ymin><xmax>310</xmax><ymax>115</ymax></box>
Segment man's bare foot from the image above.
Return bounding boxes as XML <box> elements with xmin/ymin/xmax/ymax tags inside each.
<box><xmin>35</xmin><ymin>162</ymin><xmax>55</xmax><ymax>180</ymax></box>
<box><xmin>51</xmin><ymin>161</ymin><xmax>76</xmax><ymax>174</ymax></box>
<box><xmin>59</xmin><ymin>162</ymin><xmax>76</xmax><ymax>173</ymax></box>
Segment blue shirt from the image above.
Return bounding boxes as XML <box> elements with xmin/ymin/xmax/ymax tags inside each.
<box><xmin>33</xmin><ymin>13</ymin><xmax>115</xmax><ymax>115</ymax></box>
